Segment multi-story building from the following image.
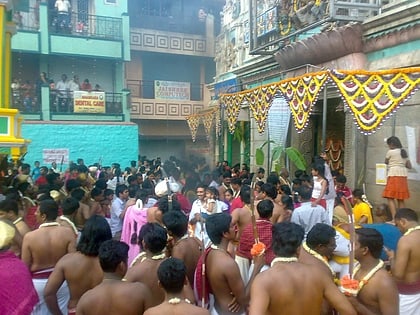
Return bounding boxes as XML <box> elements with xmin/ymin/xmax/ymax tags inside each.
<box><xmin>9</xmin><ymin>0</ymin><xmax>137</xmax><ymax>168</ymax></box>
<box><xmin>211</xmin><ymin>0</ymin><xmax>420</xmax><ymax>207</ymax></box>
<box><xmin>126</xmin><ymin>0</ymin><xmax>224</xmax><ymax>163</ymax></box>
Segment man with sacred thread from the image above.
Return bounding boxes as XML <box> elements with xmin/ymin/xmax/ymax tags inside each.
<box><xmin>341</xmin><ymin>228</ymin><xmax>398</xmax><ymax>314</ymax></box>
<box><xmin>249</xmin><ymin>222</ymin><xmax>356</xmax><ymax>315</ymax></box>
<box><xmin>76</xmin><ymin>240</ymin><xmax>153</xmax><ymax>314</ymax></box>
<box><xmin>385</xmin><ymin>208</ymin><xmax>420</xmax><ymax>315</ymax></box>
<box><xmin>21</xmin><ymin>199</ymin><xmax>77</xmax><ymax>315</ymax></box>
<box><xmin>144</xmin><ymin>257</ymin><xmax>209</xmax><ymax>315</ymax></box>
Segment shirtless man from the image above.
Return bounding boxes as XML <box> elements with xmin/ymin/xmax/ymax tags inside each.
<box><xmin>0</xmin><ymin>198</ymin><xmax>30</xmax><ymax>256</ymax></box>
<box><xmin>144</xmin><ymin>257</ymin><xmax>209</xmax><ymax>315</ymax></box>
<box><xmin>199</xmin><ymin>212</ymin><xmax>261</xmax><ymax>315</ymax></box>
<box><xmin>162</xmin><ymin>210</ymin><xmax>202</xmax><ymax>286</ymax></box>
<box><xmin>249</xmin><ymin>222</ymin><xmax>356</xmax><ymax>315</ymax></box>
<box><xmin>348</xmin><ymin>228</ymin><xmax>398</xmax><ymax>315</ymax></box>
<box><xmin>56</xmin><ymin>197</ymin><xmax>79</xmax><ymax>238</ymax></box>
<box><xmin>76</xmin><ymin>240</ymin><xmax>152</xmax><ymax>315</ymax></box>
<box><xmin>21</xmin><ymin>199</ymin><xmax>76</xmax><ymax>314</ymax></box>
<box><xmin>385</xmin><ymin>208</ymin><xmax>420</xmax><ymax>315</ymax></box>
<box><xmin>71</xmin><ymin>188</ymin><xmax>92</xmax><ymax>230</ymax></box>
<box><xmin>231</xmin><ymin>185</ymin><xmax>252</xmax><ymax>240</ymax></box>
<box><xmin>44</xmin><ymin>215</ymin><xmax>112</xmax><ymax>315</ymax></box>
<box><xmin>123</xmin><ymin>223</ymin><xmax>169</xmax><ymax>307</ymax></box>
<box><xmin>259</xmin><ymin>183</ymin><xmax>283</xmax><ymax>223</ymax></box>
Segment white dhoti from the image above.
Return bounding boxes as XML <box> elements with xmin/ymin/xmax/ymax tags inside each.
<box><xmin>31</xmin><ymin>268</ymin><xmax>69</xmax><ymax>315</ymax></box>
<box><xmin>235</xmin><ymin>255</ymin><xmax>250</xmax><ymax>285</ymax></box>
<box><xmin>208</xmin><ymin>294</ymin><xmax>245</xmax><ymax>315</ymax></box>
<box><xmin>399</xmin><ymin>293</ymin><xmax>420</xmax><ymax>315</ymax></box>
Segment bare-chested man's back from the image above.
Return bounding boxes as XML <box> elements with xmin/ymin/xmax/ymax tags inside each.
<box><xmin>249</xmin><ymin>222</ymin><xmax>356</xmax><ymax>315</ymax></box>
<box><xmin>44</xmin><ymin>215</ymin><xmax>112</xmax><ymax>314</ymax></box>
<box><xmin>77</xmin><ymin>240</ymin><xmax>153</xmax><ymax>315</ymax></box>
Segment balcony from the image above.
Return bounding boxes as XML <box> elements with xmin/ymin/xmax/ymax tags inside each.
<box><xmin>12</xmin><ymin>4</ymin><xmax>127</xmax><ymax>60</ymax></box>
<box><xmin>11</xmin><ymin>86</ymin><xmax>127</xmax><ymax>122</ymax></box>
<box><xmin>127</xmin><ymin>80</ymin><xmax>205</xmax><ymax>120</ymax></box>
<box><xmin>249</xmin><ymin>0</ymin><xmax>382</xmax><ymax>55</ymax></box>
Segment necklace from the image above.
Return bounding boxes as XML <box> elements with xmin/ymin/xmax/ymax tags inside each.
<box><xmin>303</xmin><ymin>242</ymin><xmax>335</xmax><ymax>277</ymax></box>
<box><xmin>59</xmin><ymin>216</ymin><xmax>78</xmax><ymax>235</ymax></box>
<box><xmin>404</xmin><ymin>225</ymin><xmax>420</xmax><ymax>236</ymax></box>
<box><xmin>39</xmin><ymin>222</ymin><xmax>60</xmax><ymax>228</ymax></box>
<box><xmin>13</xmin><ymin>217</ymin><xmax>23</xmax><ymax>225</ymax></box>
<box><xmin>352</xmin><ymin>260</ymin><xmax>384</xmax><ymax>293</ymax></box>
<box><xmin>271</xmin><ymin>257</ymin><xmax>298</xmax><ymax>267</ymax></box>
<box><xmin>167</xmin><ymin>297</ymin><xmax>191</xmax><ymax>304</ymax></box>
<box><xmin>174</xmin><ymin>234</ymin><xmax>189</xmax><ymax>246</ymax></box>
<box><xmin>210</xmin><ymin>244</ymin><xmax>229</xmax><ymax>254</ymax></box>
<box><xmin>130</xmin><ymin>251</ymin><xmax>166</xmax><ymax>267</ymax></box>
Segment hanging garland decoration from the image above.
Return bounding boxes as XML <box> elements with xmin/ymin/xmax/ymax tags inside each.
<box><xmin>220</xmin><ymin>93</ymin><xmax>246</xmax><ymax>134</ymax></box>
<box><xmin>186</xmin><ymin>114</ymin><xmax>200</xmax><ymax>142</ymax></box>
<box><xmin>329</xmin><ymin>68</ymin><xmax>420</xmax><ymax>134</ymax></box>
<box><xmin>201</xmin><ymin>109</ymin><xmax>215</xmax><ymax>141</ymax></box>
<box><xmin>215</xmin><ymin>67</ymin><xmax>420</xmax><ymax>135</ymax></box>
<box><xmin>215</xmin><ymin>105</ymin><xmax>222</xmax><ymax>139</ymax></box>
<box><xmin>245</xmin><ymin>84</ymin><xmax>278</xmax><ymax>133</ymax></box>
<box><xmin>278</xmin><ymin>71</ymin><xmax>329</xmax><ymax>133</ymax></box>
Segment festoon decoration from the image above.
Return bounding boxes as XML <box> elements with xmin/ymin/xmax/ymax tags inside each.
<box><xmin>185</xmin><ymin>106</ymin><xmax>219</xmax><ymax>142</ymax></box>
<box><xmin>184</xmin><ymin>67</ymin><xmax>420</xmax><ymax>139</ymax></box>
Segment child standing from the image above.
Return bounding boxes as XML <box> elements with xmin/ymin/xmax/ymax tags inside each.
<box><xmin>382</xmin><ymin>136</ymin><xmax>412</xmax><ymax>218</ymax></box>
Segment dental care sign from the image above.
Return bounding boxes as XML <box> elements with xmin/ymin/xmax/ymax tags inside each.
<box><xmin>154</xmin><ymin>80</ymin><xmax>190</xmax><ymax>100</ymax></box>
<box><xmin>73</xmin><ymin>91</ymin><xmax>106</xmax><ymax>113</ymax></box>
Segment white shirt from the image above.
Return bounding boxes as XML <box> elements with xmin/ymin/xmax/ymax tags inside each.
<box><xmin>55</xmin><ymin>0</ymin><xmax>71</xmax><ymax>12</ymax></box>
<box><xmin>291</xmin><ymin>201</ymin><xmax>329</xmax><ymax>239</ymax></box>
<box><xmin>110</xmin><ymin>197</ymin><xmax>125</xmax><ymax>237</ymax></box>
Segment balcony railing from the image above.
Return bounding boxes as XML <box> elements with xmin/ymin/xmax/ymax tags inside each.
<box><xmin>130</xmin><ymin>14</ymin><xmax>206</xmax><ymax>35</ymax></box>
<box><xmin>250</xmin><ymin>0</ymin><xmax>382</xmax><ymax>54</ymax></box>
<box><xmin>14</xmin><ymin>7</ymin><xmax>39</xmax><ymax>31</ymax></box>
<box><xmin>127</xmin><ymin>80</ymin><xmax>204</xmax><ymax>101</ymax></box>
<box><xmin>49</xmin><ymin>10</ymin><xmax>123</xmax><ymax>40</ymax></box>
<box><xmin>11</xmin><ymin>87</ymin><xmax>123</xmax><ymax>115</ymax></box>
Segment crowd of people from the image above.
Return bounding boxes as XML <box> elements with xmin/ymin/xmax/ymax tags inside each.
<box><xmin>0</xmin><ymin>141</ymin><xmax>419</xmax><ymax>314</ymax></box>
<box><xmin>11</xmin><ymin>73</ymin><xmax>103</xmax><ymax>113</ymax></box>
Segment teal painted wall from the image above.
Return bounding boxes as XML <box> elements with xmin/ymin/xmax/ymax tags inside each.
<box><xmin>367</xmin><ymin>40</ymin><xmax>420</xmax><ymax>62</ymax></box>
<box><xmin>22</xmin><ymin>123</ymin><xmax>138</xmax><ymax>169</ymax></box>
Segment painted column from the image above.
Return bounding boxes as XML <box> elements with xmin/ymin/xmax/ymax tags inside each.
<box><xmin>0</xmin><ymin>5</ymin><xmax>6</xmax><ymax>108</ymax></box>
<box><xmin>39</xmin><ymin>2</ymin><xmax>49</xmax><ymax>54</ymax></box>
<box><xmin>4</xmin><ymin>22</ymin><xmax>14</xmax><ymax>108</ymax></box>
<box><xmin>41</xmin><ymin>85</ymin><xmax>50</xmax><ymax>121</ymax></box>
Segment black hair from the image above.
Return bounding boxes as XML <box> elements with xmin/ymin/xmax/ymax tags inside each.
<box><xmin>297</xmin><ymin>185</ymin><xmax>312</xmax><ymax>201</ymax></box>
<box><xmin>115</xmin><ymin>184</ymin><xmax>128</xmax><ymax>197</ymax></box>
<box><xmin>70</xmin><ymin>188</ymin><xmax>86</xmax><ymax>201</ymax></box>
<box><xmin>336</xmin><ymin>174</ymin><xmax>347</xmax><ymax>184</ymax></box>
<box><xmin>61</xmin><ymin>197</ymin><xmax>79</xmax><ymax>215</ymax></box>
<box><xmin>98</xmin><ymin>240</ymin><xmax>129</xmax><ymax>273</ymax></box>
<box><xmin>162</xmin><ymin>211</ymin><xmax>188</xmax><ymax>238</ymax></box>
<box><xmin>280</xmin><ymin>194</ymin><xmax>294</xmax><ymax>211</ymax></box>
<box><xmin>230</xmin><ymin>177</ymin><xmax>242</xmax><ymax>186</ymax></box>
<box><xmin>206</xmin><ymin>212</ymin><xmax>231</xmax><ymax>245</ymax></box>
<box><xmin>95</xmin><ymin>179</ymin><xmax>108</xmax><ymax>190</ymax></box>
<box><xmin>272</xmin><ymin>222</ymin><xmax>304</xmax><ymax>257</ymax></box>
<box><xmin>306</xmin><ymin>223</ymin><xmax>336</xmax><ymax>249</ymax></box>
<box><xmin>77</xmin><ymin>215</ymin><xmax>112</xmax><ymax>256</ymax></box>
<box><xmin>90</xmin><ymin>187</ymin><xmax>103</xmax><ymax>199</ymax></box>
<box><xmin>256</xmin><ymin>199</ymin><xmax>273</xmax><ymax>219</ymax></box>
<box><xmin>261</xmin><ymin>183</ymin><xmax>278</xmax><ymax>200</ymax></box>
<box><xmin>387</xmin><ymin>136</ymin><xmax>408</xmax><ymax>158</ymax></box>
<box><xmin>356</xmin><ymin>228</ymin><xmax>383</xmax><ymax>259</ymax></box>
<box><xmin>157</xmin><ymin>257</ymin><xmax>186</xmax><ymax>294</ymax></box>
<box><xmin>158</xmin><ymin>196</ymin><xmax>181</xmax><ymax>214</ymax></box>
<box><xmin>0</xmin><ymin>198</ymin><xmax>19</xmax><ymax>215</ymax></box>
<box><xmin>395</xmin><ymin>208</ymin><xmax>418</xmax><ymax>222</ymax></box>
<box><xmin>280</xmin><ymin>185</ymin><xmax>291</xmax><ymax>196</ymax></box>
<box><xmin>239</xmin><ymin>185</ymin><xmax>251</xmax><ymax>204</ymax></box>
<box><xmin>266</xmin><ymin>174</ymin><xmax>279</xmax><ymax>186</ymax></box>
<box><xmin>128</xmin><ymin>185</ymin><xmax>139</xmax><ymax>199</ymax></box>
<box><xmin>66</xmin><ymin>179</ymin><xmax>81</xmax><ymax>192</ymax></box>
<box><xmin>139</xmin><ymin>223</ymin><xmax>167</xmax><ymax>253</ymax></box>
<box><xmin>104</xmin><ymin>189</ymin><xmax>114</xmax><ymax>197</ymax></box>
<box><xmin>39</xmin><ymin>199</ymin><xmax>59</xmax><ymax>221</ymax></box>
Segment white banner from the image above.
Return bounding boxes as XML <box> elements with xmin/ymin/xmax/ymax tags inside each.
<box><xmin>154</xmin><ymin>80</ymin><xmax>190</xmax><ymax>100</ymax></box>
<box><xmin>43</xmin><ymin>148</ymin><xmax>69</xmax><ymax>164</ymax></box>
